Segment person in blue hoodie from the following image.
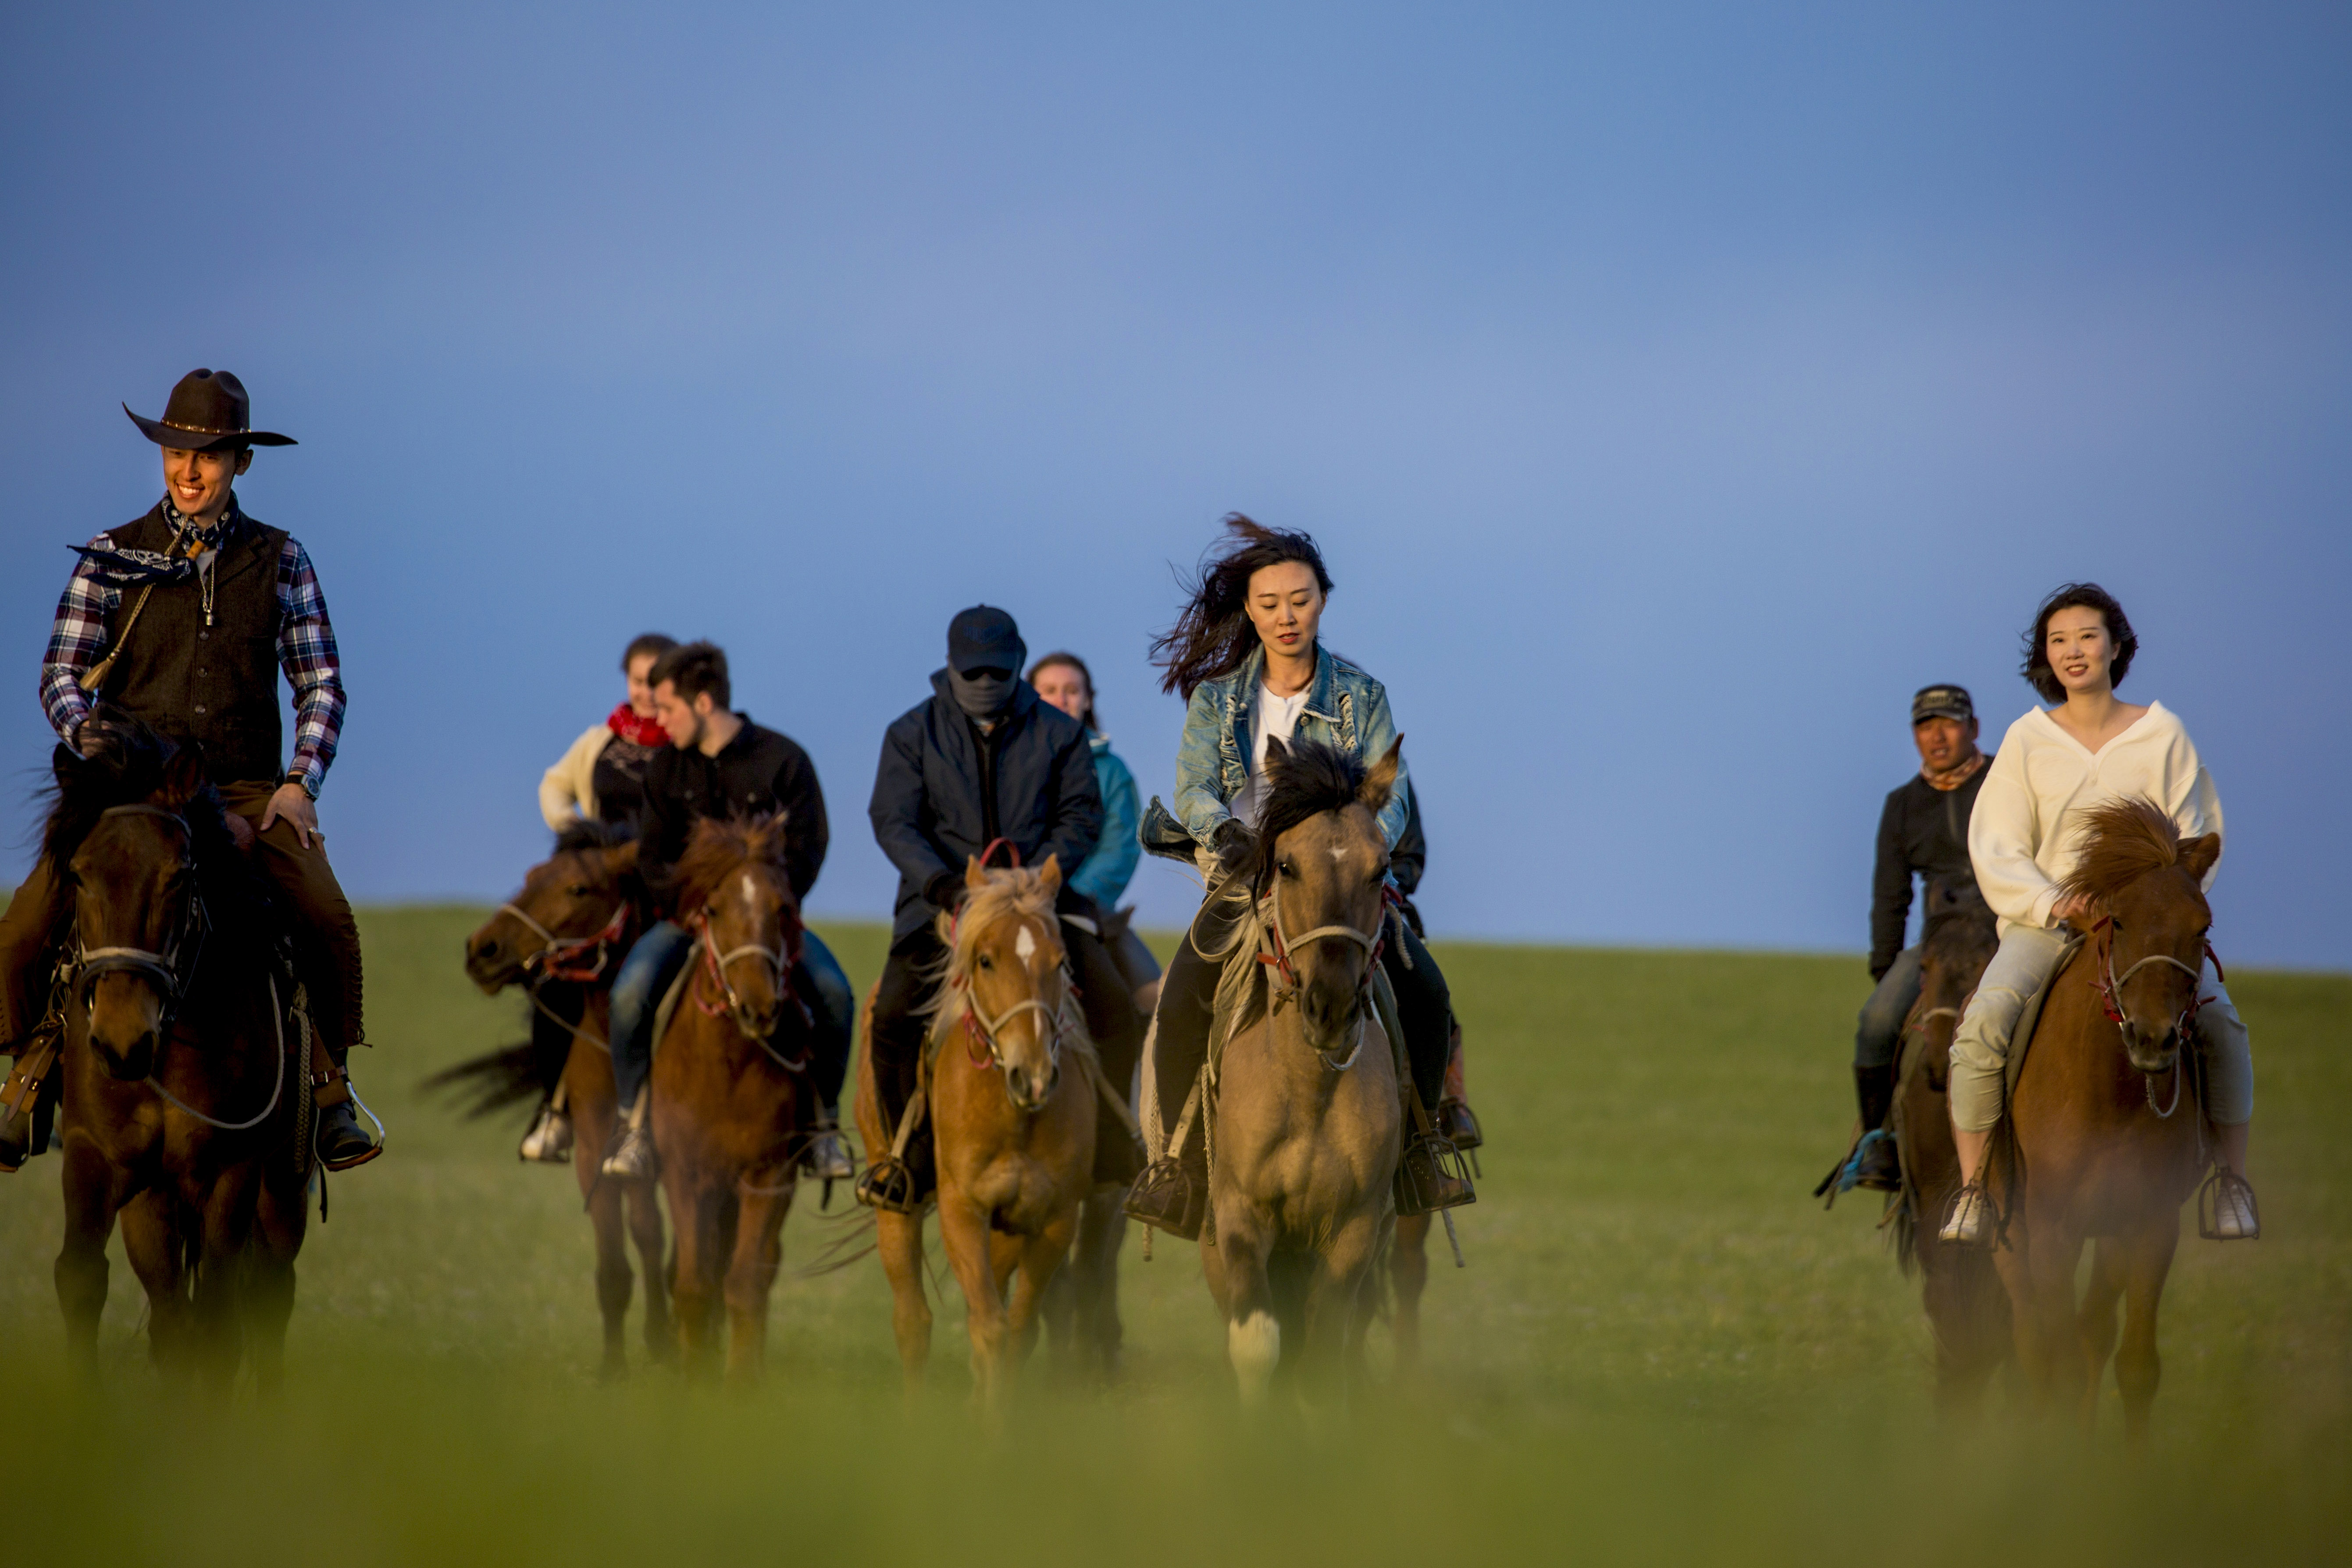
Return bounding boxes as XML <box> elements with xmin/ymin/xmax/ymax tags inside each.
<box><xmin>1027</xmin><ymin>651</ymin><xmax>1161</xmax><ymax>1010</ymax></box>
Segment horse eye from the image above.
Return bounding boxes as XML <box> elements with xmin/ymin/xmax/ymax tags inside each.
<box><xmin>1278</xmin><ymin>859</ymin><xmax>1297</xmax><ymax>880</ymax></box>
<box><xmin>565</xmin><ymin>884</ymin><xmax>590</xmax><ymax>898</ymax></box>
<box><xmin>976</xmin><ymin>954</ymin><xmax>993</xmax><ymax>970</ymax></box>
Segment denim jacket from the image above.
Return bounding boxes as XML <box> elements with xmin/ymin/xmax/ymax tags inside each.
<box><xmin>1069</xmin><ymin>734</ymin><xmax>1141</xmax><ymax>908</ymax></box>
<box><xmin>1170</xmin><ymin>642</ymin><xmax>1410</xmax><ymax>851</ymax></box>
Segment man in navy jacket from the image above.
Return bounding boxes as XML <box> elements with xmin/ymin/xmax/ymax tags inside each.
<box><xmin>858</xmin><ymin>606</ymin><xmax>1144</xmax><ymax>1211</ymax></box>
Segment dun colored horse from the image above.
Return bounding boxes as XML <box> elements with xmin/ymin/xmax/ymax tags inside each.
<box><xmin>1197</xmin><ymin>736</ymin><xmax>1404</xmax><ymax>1406</ymax></box>
<box><xmin>455</xmin><ymin>827</ymin><xmax>671</xmax><ymax>1377</ymax></box>
<box><xmin>853</xmin><ymin>855</ymin><xmax>1101</xmax><ymax>1407</ymax></box>
<box><xmin>649</xmin><ymin>813</ymin><xmax>816</xmax><ymax>1380</ymax></box>
<box><xmin>1888</xmin><ymin>877</ymin><xmax>2011</xmax><ymax>1412</ymax></box>
<box><xmin>1989</xmin><ymin>798</ymin><xmax>2226</xmax><ymax>1440</ymax></box>
<box><xmin>46</xmin><ymin>720</ymin><xmax>310</xmax><ymax>1390</ymax></box>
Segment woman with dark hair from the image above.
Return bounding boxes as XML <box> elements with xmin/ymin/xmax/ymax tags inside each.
<box><xmin>539</xmin><ymin>632</ymin><xmax>679</xmax><ymax>830</ymax></box>
<box><xmin>1940</xmin><ymin>583</ymin><xmax>2258</xmax><ymax>1243</ymax></box>
<box><xmin>1029</xmin><ymin>651</ymin><xmax>1162</xmax><ymax>1009</ymax></box>
<box><xmin>1124</xmin><ymin>515</ymin><xmax>1474</xmax><ymax>1238</ymax></box>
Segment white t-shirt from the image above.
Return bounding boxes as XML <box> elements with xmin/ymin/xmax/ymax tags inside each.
<box><xmin>1229</xmin><ymin>677</ymin><xmax>1314</xmax><ymax>830</ymax></box>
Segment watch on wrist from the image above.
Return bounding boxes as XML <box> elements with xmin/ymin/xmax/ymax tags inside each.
<box><xmin>286</xmin><ymin>770</ymin><xmax>320</xmax><ymax>802</ymax></box>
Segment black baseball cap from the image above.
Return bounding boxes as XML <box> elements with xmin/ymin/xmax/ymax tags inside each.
<box><xmin>1912</xmin><ymin>684</ymin><xmax>1974</xmax><ymax>724</ymax></box>
<box><xmin>947</xmin><ymin>605</ymin><xmax>1026</xmax><ymax>674</ymax></box>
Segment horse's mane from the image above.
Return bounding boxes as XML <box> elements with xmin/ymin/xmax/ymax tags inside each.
<box><xmin>553</xmin><ymin>818</ymin><xmax>634</xmax><ymax>855</ymax></box>
<box><xmin>2056</xmin><ymin>797</ymin><xmax>2193</xmax><ymax>904</ymax></box>
<box><xmin>1919</xmin><ymin>877</ymin><xmax>1994</xmax><ymax>957</ymax></box>
<box><xmin>38</xmin><ymin>710</ymin><xmax>268</xmax><ymax>941</ymax></box>
<box><xmin>921</xmin><ymin>864</ymin><xmax>1064</xmax><ymax>1034</ymax></box>
<box><xmin>1250</xmin><ymin>738</ymin><xmax>1372</xmax><ymax>891</ymax></box>
<box><xmin>672</xmin><ymin>812</ymin><xmax>793</xmax><ymax>916</ymax></box>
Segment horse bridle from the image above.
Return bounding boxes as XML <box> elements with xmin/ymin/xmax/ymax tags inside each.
<box><xmin>1257</xmin><ymin>877</ymin><xmax>1396</xmax><ymax>1072</ymax></box>
<box><xmin>955</xmin><ymin>933</ymin><xmax>1069</xmax><ymax>1080</ymax></box>
<box><xmin>689</xmin><ymin>908</ymin><xmax>807</xmax><ymax>1066</ymax></box>
<box><xmin>498</xmin><ymin>896</ymin><xmax>633</xmax><ymax>984</ymax></box>
<box><xmin>2090</xmin><ymin>916</ymin><xmax>2223</xmax><ymax>1119</ymax></box>
<box><xmin>73</xmin><ymin>804</ymin><xmax>208</xmax><ymax>1030</ymax></box>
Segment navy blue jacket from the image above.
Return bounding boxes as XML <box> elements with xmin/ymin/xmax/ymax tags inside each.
<box><xmin>868</xmin><ymin>670</ymin><xmax>1104</xmax><ymax>943</ymax></box>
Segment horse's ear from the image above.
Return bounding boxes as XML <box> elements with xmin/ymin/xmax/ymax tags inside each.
<box><xmin>2182</xmin><ymin>833</ymin><xmax>2221</xmax><ymax>884</ymax></box>
<box><xmin>158</xmin><ymin>741</ymin><xmax>204</xmax><ymax>809</ymax></box>
<box><xmin>965</xmin><ymin>854</ymin><xmax>991</xmax><ymax>891</ymax></box>
<box><xmin>52</xmin><ymin>742</ymin><xmax>82</xmax><ymax>790</ymax></box>
<box><xmin>603</xmin><ymin>839</ymin><xmax>641</xmax><ymax>874</ymax></box>
<box><xmin>1358</xmin><ymin>736</ymin><xmax>1403</xmax><ymax>816</ymax></box>
<box><xmin>1263</xmin><ymin>735</ymin><xmax>1293</xmax><ymax>777</ymax></box>
<box><xmin>1038</xmin><ymin>853</ymin><xmax>1062</xmax><ymax>896</ymax></box>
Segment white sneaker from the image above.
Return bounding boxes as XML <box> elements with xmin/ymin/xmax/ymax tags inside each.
<box><xmin>517</xmin><ymin>1104</ymin><xmax>573</xmax><ymax>1164</ymax></box>
<box><xmin>801</xmin><ymin>1126</ymin><xmax>855</xmax><ymax>1180</ymax></box>
<box><xmin>2210</xmin><ymin>1171</ymin><xmax>2261</xmax><ymax>1240</ymax></box>
<box><xmin>1939</xmin><ymin>1183</ymin><xmax>1989</xmax><ymax>1246</ymax></box>
<box><xmin>600</xmin><ymin>1126</ymin><xmax>658</xmax><ymax>1181</ymax></box>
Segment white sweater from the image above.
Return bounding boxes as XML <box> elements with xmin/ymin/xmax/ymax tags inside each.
<box><xmin>538</xmin><ymin>723</ymin><xmax>613</xmax><ymax>830</ymax></box>
<box><xmin>1969</xmin><ymin>700</ymin><xmax>2224</xmax><ymax>937</ymax></box>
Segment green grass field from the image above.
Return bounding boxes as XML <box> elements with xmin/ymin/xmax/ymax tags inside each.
<box><xmin>1</xmin><ymin>910</ymin><xmax>2345</xmax><ymax>1564</ymax></box>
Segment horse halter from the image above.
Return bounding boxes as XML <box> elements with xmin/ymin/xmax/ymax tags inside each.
<box><xmin>498</xmin><ymin>896</ymin><xmax>633</xmax><ymax>984</ymax></box>
<box><xmin>955</xmin><ymin>937</ymin><xmax>1069</xmax><ymax>1080</ymax></box>
<box><xmin>2091</xmin><ymin>916</ymin><xmax>2223</xmax><ymax>1118</ymax></box>
<box><xmin>690</xmin><ymin>906</ymin><xmax>805</xmax><ymax>1055</ymax></box>
<box><xmin>1258</xmin><ymin>878</ymin><xmax>1395</xmax><ymax>1071</ymax></box>
<box><xmin>73</xmin><ymin>804</ymin><xmax>207</xmax><ymax>1029</ymax></box>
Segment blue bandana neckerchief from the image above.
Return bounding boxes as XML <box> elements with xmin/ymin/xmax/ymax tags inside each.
<box><xmin>69</xmin><ymin>496</ymin><xmax>247</xmax><ymax>626</ymax></box>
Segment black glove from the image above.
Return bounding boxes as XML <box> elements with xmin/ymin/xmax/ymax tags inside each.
<box><xmin>925</xmin><ymin>871</ymin><xmax>966</xmax><ymax>912</ymax></box>
<box><xmin>1212</xmin><ymin>819</ymin><xmax>1257</xmax><ymax>880</ymax></box>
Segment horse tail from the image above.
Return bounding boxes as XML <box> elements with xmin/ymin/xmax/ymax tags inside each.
<box><xmin>789</xmin><ymin>1205</ymin><xmax>881</xmax><ymax>1279</ymax></box>
<box><xmin>421</xmin><ymin>1041</ymin><xmax>544</xmax><ymax>1119</ymax></box>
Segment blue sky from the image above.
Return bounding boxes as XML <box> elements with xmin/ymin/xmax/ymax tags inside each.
<box><xmin>4</xmin><ymin>3</ymin><xmax>2346</xmax><ymax>965</ymax></box>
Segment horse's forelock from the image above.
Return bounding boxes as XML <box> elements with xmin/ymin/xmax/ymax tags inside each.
<box><xmin>674</xmin><ymin>813</ymin><xmax>792</xmax><ymax>916</ymax></box>
<box><xmin>2057</xmin><ymin>798</ymin><xmax>2193</xmax><ymax>905</ymax></box>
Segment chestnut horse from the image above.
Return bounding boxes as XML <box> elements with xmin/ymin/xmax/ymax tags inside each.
<box><xmin>1989</xmin><ymin>798</ymin><xmax>2226</xmax><ymax>1440</ymax></box>
<box><xmin>45</xmin><ymin>720</ymin><xmax>309</xmax><ymax>1390</ymax></box>
<box><xmin>649</xmin><ymin>813</ymin><xmax>817</xmax><ymax>1380</ymax></box>
<box><xmin>454</xmin><ymin>827</ymin><xmax>671</xmax><ymax>1377</ymax></box>
<box><xmin>1888</xmin><ymin>878</ymin><xmax>2011</xmax><ymax>1413</ymax></box>
<box><xmin>1196</xmin><ymin>737</ymin><xmax>1404</xmax><ymax>1407</ymax></box>
<box><xmin>853</xmin><ymin>854</ymin><xmax>1100</xmax><ymax>1408</ymax></box>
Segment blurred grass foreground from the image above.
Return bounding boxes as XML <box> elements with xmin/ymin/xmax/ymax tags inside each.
<box><xmin>0</xmin><ymin>909</ymin><xmax>2344</xmax><ymax>1565</ymax></box>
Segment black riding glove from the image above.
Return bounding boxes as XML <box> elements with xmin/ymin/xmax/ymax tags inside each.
<box><xmin>924</xmin><ymin>871</ymin><xmax>966</xmax><ymax>912</ymax></box>
<box><xmin>1211</xmin><ymin>819</ymin><xmax>1257</xmax><ymax>881</ymax></box>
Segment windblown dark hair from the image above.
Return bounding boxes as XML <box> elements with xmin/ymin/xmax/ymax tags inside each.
<box><xmin>553</xmin><ymin>818</ymin><xmax>634</xmax><ymax>855</ymax></box>
<box><xmin>620</xmin><ymin>632</ymin><xmax>678</xmax><ymax>674</ymax></box>
<box><xmin>2023</xmin><ymin>583</ymin><xmax>2138</xmax><ymax>704</ymax></box>
<box><xmin>651</xmin><ymin>640</ymin><xmax>730</xmax><ymax>709</ymax></box>
<box><xmin>1152</xmin><ymin>514</ymin><xmax>1334</xmax><ymax>701</ymax></box>
<box><xmin>1247</xmin><ymin>737</ymin><xmax>1395</xmax><ymax>895</ymax></box>
<box><xmin>1026</xmin><ymin>651</ymin><xmax>1098</xmax><ymax>731</ymax></box>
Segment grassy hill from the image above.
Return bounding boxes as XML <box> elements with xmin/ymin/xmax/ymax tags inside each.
<box><xmin>0</xmin><ymin>909</ymin><xmax>2343</xmax><ymax>1564</ymax></box>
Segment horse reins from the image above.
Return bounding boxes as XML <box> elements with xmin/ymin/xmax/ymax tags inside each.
<box><xmin>499</xmin><ymin>897</ymin><xmax>634</xmax><ymax>985</ymax></box>
<box><xmin>689</xmin><ymin>908</ymin><xmax>809</xmax><ymax>1071</ymax></box>
<box><xmin>1257</xmin><ymin>880</ymin><xmax>1400</xmax><ymax>1072</ymax></box>
<box><xmin>2090</xmin><ymin>916</ymin><xmax>2224</xmax><ymax>1119</ymax></box>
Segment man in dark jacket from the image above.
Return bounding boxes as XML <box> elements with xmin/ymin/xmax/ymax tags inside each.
<box><xmin>856</xmin><ymin>605</ymin><xmax>1145</xmax><ymax>1212</ymax></box>
<box><xmin>1844</xmin><ymin>684</ymin><xmax>1989</xmax><ymax>1190</ymax></box>
<box><xmin>599</xmin><ymin>641</ymin><xmax>855</xmax><ymax>1180</ymax></box>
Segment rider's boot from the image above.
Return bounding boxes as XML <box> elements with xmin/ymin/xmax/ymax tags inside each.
<box><xmin>1846</xmin><ymin>1063</ymin><xmax>1901</xmax><ymax>1191</ymax></box>
<box><xmin>802</xmin><ymin>1101</ymin><xmax>855</xmax><ymax>1180</ymax></box>
<box><xmin>518</xmin><ymin>1097</ymin><xmax>574</xmax><ymax>1164</ymax></box>
<box><xmin>1435</xmin><ymin>1019</ymin><xmax>1482</xmax><ymax>1150</ymax></box>
<box><xmin>1395</xmin><ymin>1126</ymin><xmax>1477</xmax><ymax>1215</ymax></box>
<box><xmin>600</xmin><ymin>1111</ymin><xmax>659</xmax><ymax>1182</ymax></box>
<box><xmin>1124</xmin><ymin>1138</ymin><xmax>1208</xmax><ymax>1240</ymax></box>
<box><xmin>0</xmin><ymin>1061</ymin><xmax>33</xmax><ymax>1173</ymax></box>
<box><xmin>312</xmin><ymin>1040</ymin><xmax>384</xmax><ymax>1171</ymax></box>
<box><xmin>2206</xmin><ymin>1122</ymin><xmax>2260</xmax><ymax>1240</ymax></box>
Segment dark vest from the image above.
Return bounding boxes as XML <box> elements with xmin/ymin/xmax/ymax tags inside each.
<box><xmin>96</xmin><ymin>505</ymin><xmax>291</xmax><ymax>786</ymax></box>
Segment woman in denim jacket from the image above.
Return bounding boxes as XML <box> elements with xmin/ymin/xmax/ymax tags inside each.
<box><xmin>1124</xmin><ymin>515</ymin><xmax>1473</xmax><ymax>1238</ymax></box>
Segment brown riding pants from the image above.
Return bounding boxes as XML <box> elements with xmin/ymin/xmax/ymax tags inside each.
<box><xmin>0</xmin><ymin>781</ymin><xmax>366</xmax><ymax>1062</ymax></box>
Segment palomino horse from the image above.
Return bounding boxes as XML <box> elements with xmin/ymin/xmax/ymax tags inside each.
<box><xmin>1989</xmin><ymin>798</ymin><xmax>2225</xmax><ymax>1440</ymax></box>
<box><xmin>1198</xmin><ymin>736</ymin><xmax>1404</xmax><ymax>1406</ymax></box>
<box><xmin>454</xmin><ymin>827</ymin><xmax>671</xmax><ymax>1377</ymax></box>
<box><xmin>853</xmin><ymin>854</ymin><xmax>1101</xmax><ymax>1407</ymax></box>
<box><xmin>1888</xmin><ymin>878</ymin><xmax>2011</xmax><ymax>1413</ymax></box>
<box><xmin>649</xmin><ymin>813</ymin><xmax>817</xmax><ymax>1381</ymax></box>
<box><xmin>45</xmin><ymin>720</ymin><xmax>309</xmax><ymax>1390</ymax></box>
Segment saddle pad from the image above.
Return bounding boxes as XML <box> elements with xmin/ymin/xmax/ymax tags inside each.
<box><xmin>650</xmin><ymin>940</ymin><xmax>699</xmax><ymax>1058</ymax></box>
<box><xmin>2003</xmin><ymin>930</ymin><xmax>2088</xmax><ymax>1106</ymax></box>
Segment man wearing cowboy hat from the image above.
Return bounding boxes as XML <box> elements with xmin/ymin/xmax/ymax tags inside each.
<box><xmin>0</xmin><ymin>368</ymin><xmax>380</xmax><ymax>1170</ymax></box>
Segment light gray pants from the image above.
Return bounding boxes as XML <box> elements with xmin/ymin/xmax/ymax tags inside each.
<box><xmin>1949</xmin><ymin>923</ymin><xmax>2252</xmax><ymax>1132</ymax></box>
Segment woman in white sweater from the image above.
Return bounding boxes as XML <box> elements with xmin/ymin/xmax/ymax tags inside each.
<box><xmin>1942</xmin><ymin>584</ymin><xmax>2257</xmax><ymax>1244</ymax></box>
<box><xmin>538</xmin><ymin>633</ymin><xmax>678</xmax><ymax>831</ymax></box>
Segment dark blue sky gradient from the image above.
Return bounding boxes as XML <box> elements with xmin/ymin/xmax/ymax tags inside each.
<box><xmin>4</xmin><ymin>4</ymin><xmax>2346</xmax><ymax>964</ymax></box>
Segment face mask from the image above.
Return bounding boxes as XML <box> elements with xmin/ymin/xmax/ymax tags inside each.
<box><xmin>949</xmin><ymin>668</ymin><xmax>1015</xmax><ymax>720</ymax></box>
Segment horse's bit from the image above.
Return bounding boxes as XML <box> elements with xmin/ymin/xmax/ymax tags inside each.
<box><xmin>2091</xmin><ymin>916</ymin><xmax>2223</xmax><ymax>1119</ymax></box>
<box><xmin>1258</xmin><ymin>878</ymin><xmax>1393</xmax><ymax>1072</ymax></box>
<box><xmin>74</xmin><ymin>805</ymin><xmax>208</xmax><ymax>1031</ymax></box>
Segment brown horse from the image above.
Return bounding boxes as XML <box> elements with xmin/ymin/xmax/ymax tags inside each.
<box><xmin>1989</xmin><ymin>798</ymin><xmax>2224</xmax><ymax>1440</ymax></box>
<box><xmin>1888</xmin><ymin>878</ymin><xmax>2011</xmax><ymax>1413</ymax></box>
<box><xmin>649</xmin><ymin>813</ymin><xmax>815</xmax><ymax>1380</ymax></box>
<box><xmin>46</xmin><ymin>720</ymin><xmax>310</xmax><ymax>1391</ymax></box>
<box><xmin>455</xmin><ymin>827</ymin><xmax>671</xmax><ymax>1377</ymax></box>
<box><xmin>853</xmin><ymin>855</ymin><xmax>1100</xmax><ymax>1408</ymax></box>
<box><xmin>1197</xmin><ymin>737</ymin><xmax>1404</xmax><ymax>1406</ymax></box>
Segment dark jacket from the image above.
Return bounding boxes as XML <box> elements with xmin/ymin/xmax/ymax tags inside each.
<box><xmin>101</xmin><ymin>505</ymin><xmax>292</xmax><ymax>785</ymax></box>
<box><xmin>1870</xmin><ymin>764</ymin><xmax>1990</xmax><ymax>978</ymax></box>
<box><xmin>869</xmin><ymin>670</ymin><xmax>1103</xmax><ymax>943</ymax></box>
<box><xmin>638</xmin><ymin>716</ymin><xmax>828</xmax><ymax>913</ymax></box>
<box><xmin>1390</xmin><ymin>780</ymin><xmax>1428</xmax><ymax>898</ymax></box>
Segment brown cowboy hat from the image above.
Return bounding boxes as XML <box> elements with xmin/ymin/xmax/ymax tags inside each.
<box><xmin>123</xmin><ymin>368</ymin><xmax>296</xmax><ymax>449</ymax></box>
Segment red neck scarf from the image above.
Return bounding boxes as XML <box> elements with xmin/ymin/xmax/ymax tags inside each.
<box><xmin>606</xmin><ymin>702</ymin><xmax>670</xmax><ymax>749</ymax></box>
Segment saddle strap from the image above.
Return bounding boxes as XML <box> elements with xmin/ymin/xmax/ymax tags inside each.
<box><xmin>307</xmin><ymin>1016</ymin><xmax>350</xmax><ymax>1107</ymax></box>
<box><xmin>83</xmin><ymin>584</ymin><xmax>157</xmax><ymax>693</ymax></box>
<box><xmin>886</xmin><ymin>1076</ymin><xmax>930</xmax><ymax>1165</ymax></box>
